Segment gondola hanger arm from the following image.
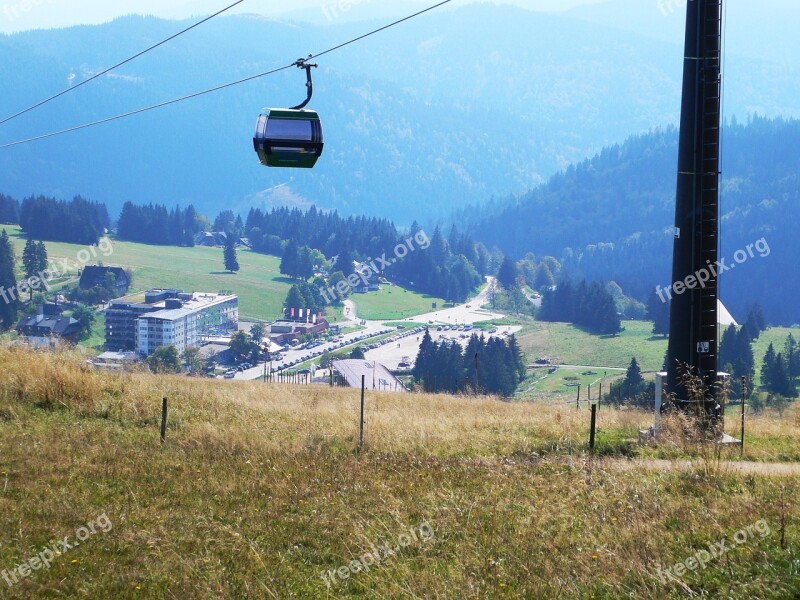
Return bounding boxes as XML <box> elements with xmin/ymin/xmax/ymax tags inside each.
<box><xmin>291</xmin><ymin>57</ymin><xmax>318</xmax><ymax>110</ymax></box>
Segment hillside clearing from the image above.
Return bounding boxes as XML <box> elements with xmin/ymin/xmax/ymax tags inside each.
<box><xmin>0</xmin><ymin>347</ymin><xmax>797</xmax><ymax>598</ymax></box>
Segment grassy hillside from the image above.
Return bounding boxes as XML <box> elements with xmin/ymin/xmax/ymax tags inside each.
<box><xmin>3</xmin><ymin>226</ymin><xmax>291</xmax><ymax>321</ymax></box>
<box><xmin>350</xmin><ymin>286</ymin><xmax>447</xmax><ymax>321</ymax></box>
<box><xmin>517</xmin><ymin>366</ymin><xmax>625</xmax><ymax>400</ymax></box>
<box><xmin>0</xmin><ymin>347</ymin><xmax>797</xmax><ymax>598</ymax></box>
<box><xmin>3</xmin><ymin>227</ymin><xmax>445</xmax><ymax>324</ymax></box>
<box><xmin>518</xmin><ymin>320</ymin><xmax>668</xmax><ymax>372</ymax></box>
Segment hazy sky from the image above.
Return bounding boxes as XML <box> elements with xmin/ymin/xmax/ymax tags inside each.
<box><xmin>0</xmin><ymin>0</ymin><xmax>606</xmax><ymax>34</ymax></box>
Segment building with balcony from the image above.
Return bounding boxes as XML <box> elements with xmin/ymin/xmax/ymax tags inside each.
<box><xmin>105</xmin><ymin>290</ymin><xmax>238</xmax><ymax>355</ymax></box>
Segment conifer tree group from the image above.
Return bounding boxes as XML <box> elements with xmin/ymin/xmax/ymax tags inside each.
<box><xmin>539</xmin><ymin>280</ymin><xmax>622</xmax><ymax>335</ymax></box>
<box><xmin>412</xmin><ymin>329</ymin><xmax>526</xmax><ymax>397</ymax></box>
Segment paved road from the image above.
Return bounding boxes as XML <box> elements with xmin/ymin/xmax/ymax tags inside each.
<box><xmin>230</xmin><ymin>279</ymin><xmax>519</xmax><ymax>379</ymax></box>
<box><xmin>233</xmin><ymin>319</ymin><xmax>392</xmax><ymax>381</ymax></box>
<box><xmin>351</xmin><ymin>279</ymin><xmax>520</xmax><ymax>370</ymax></box>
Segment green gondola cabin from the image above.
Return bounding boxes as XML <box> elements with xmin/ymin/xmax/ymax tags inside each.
<box><xmin>253</xmin><ymin>108</ymin><xmax>324</xmax><ymax>169</ymax></box>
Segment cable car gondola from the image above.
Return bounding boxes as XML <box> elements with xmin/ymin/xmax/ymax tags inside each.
<box><xmin>253</xmin><ymin>60</ymin><xmax>324</xmax><ymax>169</ymax></box>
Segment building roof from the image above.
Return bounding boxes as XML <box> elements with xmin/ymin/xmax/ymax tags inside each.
<box><xmin>198</xmin><ymin>343</ymin><xmax>233</xmax><ymax>360</ymax></box>
<box><xmin>16</xmin><ymin>314</ymin><xmax>80</xmax><ymax>336</ymax></box>
<box><xmin>96</xmin><ymin>351</ymin><xmax>138</xmax><ymax>362</ymax></box>
<box><xmin>333</xmin><ymin>360</ymin><xmax>406</xmax><ymax>393</ymax></box>
<box><xmin>79</xmin><ymin>266</ymin><xmax>128</xmax><ymax>289</ymax></box>
<box><xmin>718</xmin><ymin>300</ymin><xmax>738</xmax><ymax>327</ymax></box>
<box><xmin>110</xmin><ymin>290</ymin><xmax>237</xmax><ymax>322</ymax></box>
<box><xmin>139</xmin><ymin>293</ymin><xmax>238</xmax><ymax>322</ymax></box>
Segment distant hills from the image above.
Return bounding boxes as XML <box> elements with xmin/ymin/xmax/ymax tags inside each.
<box><xmin>469</xmin><ymin>116</ymin><xmax>800</xmax><ymax>326</ymax></box>
<box><xmin>2</xmin><ymin>5</ymin><xmax>800</xmax><ymax>222</ymax></box>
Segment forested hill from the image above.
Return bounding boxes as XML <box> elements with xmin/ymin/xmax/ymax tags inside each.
<box><xmin>470</xmin><ymin>116</ymin><xmax>800</xmax><ymax>326</ymax></box>
<box><xmin>2</xmin><ymin>5</ymin><xmax>800</xmax><ymax>222</ymax></box>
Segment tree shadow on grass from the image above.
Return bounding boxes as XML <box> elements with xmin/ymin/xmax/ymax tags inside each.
<box><xmin>209</xmin><ymin>271</ymin><xmax>238</xmax><ymax>276</ymax></box>
<box><xmin>570</xmin><ymin>324</ymin><xmax>623</xmax><ymax>340</ymax></box>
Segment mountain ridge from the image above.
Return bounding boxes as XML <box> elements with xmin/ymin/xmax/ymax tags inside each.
<box><xmin>1</xmin><ymin>5</ymin><xmax>799</xmax><ymax>223</ymax></box>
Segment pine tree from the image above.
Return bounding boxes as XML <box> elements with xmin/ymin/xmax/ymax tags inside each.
<box><xmin>496</xmin><ymin>256</ymin><xmax>519</xmax><ymax>291</ymax></box>
<box><xmin>429</xmin><ymin>227</ymin><xmax>448</xmax><ymax>266</ymax></box>
<box><xmin>596</xmin><ymin>288</ymin><xmax>623</xmax><ymax>335</ymax></box>
<box><xmin>784</xmin><ymin>334</ymin><xmax>800</xmax><ymax>381</ymax></box>
<box><xmin>284</xmin><ymin>286</ymin><xmax>306</xmax><ymax>319</ymax></box>
<box><xmin>719</xmin><ymin>324</ymin><xmax>739</xmax><ymax>371</ymax></box>
<box><xmin>625</xmin><ymin>357</ymin><xmax>644</xmax><ymax>390</ymax></box>
<box><xmin>507</xmin><ymin>334</ymin><xmax>526</xmax><ymax>382</ymax></box>
<box><xmin>0</xmin><ymin>230</ymin><xmax>19</xmax><ymax>328</ymax></box>
<box><xmin>234</xmin><ymin>214</ymin><xmax>244</xmax><ymax>237</ymax></box>
<box><xmin>647</xmin><ymin>289</ymin><xmax>670</xmax><ymax>337</ymax></box>
<box><xmin>223</xmin><ymin>235</ymin><xmax>239</xmax><ymax>273</ymax></box>
<box><xmin>463</xmin><ymin>334</ymin><xmax>482</xmax><ymax>392</ymax></box>
<box><xmin>761</xmin><ymin>343</ymin><xmax>777</xmax><ymax>391</ymax></box>
<box><xmin>297</xmin><ymin>246</ymin><xmax>315</xmax><ymax>281</ymax></box>
<box><xmin>280</xmin><ymin>240</ymin><xmax>300</xmax><ymax>279</ymax></box>
<box><xmin>413</xmin><ymin>328</ymin><xmax>434</xmax><ymax>384</ymax></box>
<box><xmin>539</xmin><ymin>280</ymin><xmax>574</xmax><ymax>322</ymax></box>
<box><xmin>337</xmin><ymin>245</ymin><xmax>355</xmax><ymax>279</ymax></box>
<box><xmin>486</xmin><ymin>337</ymin><xmax>514</xmax><ymax>396</ymax></box>
<box><xmin>22</xmin><ymin>239</ymin><xmax>38</xmax><ymax>279</ymax></box>
<box><xmin>743</xmin><ymin>304</ymin><xmax>767</xmax><ymax>340</ymax></box>
<box><xmin>771</xmin><ymin>353</ymin><xmax>796</xmax><ymax>398</ymax></box>
<box><xmin>733</xmin><ymin>328</ymin><xmax>755</xmax><ymax>382</ymax></box>
<box><xmin>21</xmin><ymin>239</ymin><xmax>39</xmax><ymax>301</ymax></box>
<box><xmin>36</xmin><ymin>241</ymin><xmax>48</xmax><ymax>274</ymax></box>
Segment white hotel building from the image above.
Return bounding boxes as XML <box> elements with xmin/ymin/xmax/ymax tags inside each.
<box><xmin>135</xmin><ymin>292</ymin><xmax>238</xmax><ymax>356</ymax></box>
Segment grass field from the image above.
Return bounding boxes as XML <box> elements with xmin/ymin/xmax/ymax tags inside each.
<box><xmin>81</xmin><ymin>312</ymin><xmax>106</xmax><ymax>353</ymax></box>
<box><xmin>517</xmin><ymin>319</ymin><xmax>669</xmax><ymax>372</ymax></box>
<box><xmin>3</xmin><ymin>227</ymin><xmax>449</xmax><ymax>325</ymax></box>
<box><xmin>0</xmin><ymin>346</ymin><xmax>797</xmax><ymax>598</ymax></box>
<box><xmin>517</xmin><ymin>366</ymin><xmax>625</xmax><ymax>399</ymax></box>
<box><xmin>350</xmin><ymin>286</ymin><xmax>446</xmax><ymax>321</ymax></box>
<box><xmin>3</xmin><ymin>226</ymin><xmax>292</xmax><ymax>321</ymax></box>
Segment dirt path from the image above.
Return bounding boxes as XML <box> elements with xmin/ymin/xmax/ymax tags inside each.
<box><xmin>602</xmin><ymin>458</ymin><xmax>800</xmax><ymax>476</ymax></box>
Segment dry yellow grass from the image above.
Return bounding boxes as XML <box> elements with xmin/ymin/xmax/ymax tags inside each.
<box><xmin>0</xmin><ymin>346</ymin><xmax>798</xmax><ymax>599</ymax></box>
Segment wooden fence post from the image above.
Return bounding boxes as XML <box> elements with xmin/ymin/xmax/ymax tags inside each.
<box><xmin>160</xmin><ymin>397</ymin><xmax>168</xmax><ymax>445</ymax></box>
<box><xmin>359</xmin><ymin>375</ymin><xmax>366</xmax><ymax>449</ymax></box>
